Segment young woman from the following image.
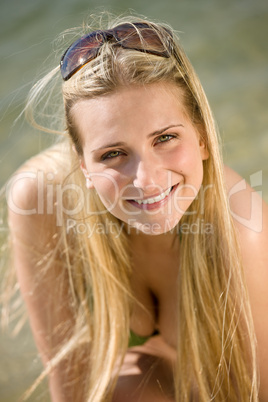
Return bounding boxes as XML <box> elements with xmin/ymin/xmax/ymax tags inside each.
<box><xmin>6</xmin><ymin>14</ymin><xmax>268</xmax><ymax>402</ymax></box>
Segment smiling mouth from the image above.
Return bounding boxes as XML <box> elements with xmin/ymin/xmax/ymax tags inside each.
<box><xmin>127</xmin><ymin>184</ymin><xmax>179</xmax><ymax>210</ymax></box>
<box><xmin>134</xmin><ymin>186</ymin><xmax>173</xmax><ymax>205</ymax></box>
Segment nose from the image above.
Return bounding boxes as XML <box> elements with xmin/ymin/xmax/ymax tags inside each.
<box><xmin>132</xmin><ymin>159</ymin><xmax>161</xmax><ymax>194</ymax></box>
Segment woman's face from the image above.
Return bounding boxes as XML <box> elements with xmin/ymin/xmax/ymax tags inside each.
<box><xmin>71</xmin><ymin>82</ymin><xmax>209</xmax><ymax>235</ymax></box>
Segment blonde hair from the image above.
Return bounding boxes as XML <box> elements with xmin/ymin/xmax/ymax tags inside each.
<box><xmin>7</xmin><ymin>13</ymin><xmax>259</xmax><ymax>401</ymax></box>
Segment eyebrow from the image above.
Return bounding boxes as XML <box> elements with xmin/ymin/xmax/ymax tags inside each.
<box><xmin>147</xmin><ymin>124</ymin><xmax>183</xmax><ymax>138</ymax></box>
<box><xmin>91</xmin><ymin>124</ymin><xmax>183</xmax><ymax>153</ymax></box>
<box><xmin>92</xmin><ymin>142</ymin><xmax>126</xmax><ymax>153</ymax></box>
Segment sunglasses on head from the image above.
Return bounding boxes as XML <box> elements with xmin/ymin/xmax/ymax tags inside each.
<box><xmin>60</xmin><ymin>22</ymin><xmax>174</xmax><ymax>81</ymax></box>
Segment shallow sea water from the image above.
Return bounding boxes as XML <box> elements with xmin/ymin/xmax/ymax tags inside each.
<box><xmin>0</xmin><ymin>0</ymin><xmax>267</xmax><ymax>400</ymax></box>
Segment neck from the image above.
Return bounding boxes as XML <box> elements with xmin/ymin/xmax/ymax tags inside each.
<box><xmin>128</xmin><ymin>225</ymin><xmax>180</xmax><ymax>253</ymax></box>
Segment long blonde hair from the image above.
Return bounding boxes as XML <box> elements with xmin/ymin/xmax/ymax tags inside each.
<box><xmin>7</xmin><ymin>13</ymin><xmax>259</xmax><ymax>401</ymax></box>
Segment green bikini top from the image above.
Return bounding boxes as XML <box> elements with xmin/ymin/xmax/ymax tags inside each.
<box><xmin>129</xmin><ymin>329</ymin><xmax>159</xmax><ymax>347</ymax></box>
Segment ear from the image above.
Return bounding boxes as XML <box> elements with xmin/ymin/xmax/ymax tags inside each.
<box><xmin>199</xmin><ymin>138</ymin><xmax>209</xmax><ymax>161</ymax></box>
<box><xmin>80</xmin><ymin>160</ymin><xmax>94</xmax><ymax>189</ymax></box>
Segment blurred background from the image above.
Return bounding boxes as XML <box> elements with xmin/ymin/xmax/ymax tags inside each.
<box><xmin>0</xmin><ymin>0</ymin><xmax>267</xmax><ymax>400</ymax></box>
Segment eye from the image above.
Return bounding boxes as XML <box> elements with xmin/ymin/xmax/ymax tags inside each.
<box><xmin>155</xmin><ymin>134</ymin><xmax>176</xmax><ymax>144</ymax></box>
<box><xmin>101</xmin><ymin>150</ymin><xmax>122</xmax><ymax>160</ymax></box>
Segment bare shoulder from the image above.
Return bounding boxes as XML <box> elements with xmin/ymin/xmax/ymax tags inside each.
<box><xmin>224</xmin><ymin>166</ymin><xmax>268</xmax><ymax>399</ymax></box>
<box><xmin>224</xmin><ymin>165</ymin><xmax>266</xmax><ymax>232</ymax></box>
<box><xmin>224</xmin><ymin>165</ymin><xmax>267</xmax><ymax>270</ymax></box>
<box><xmin>223</xmin><ymin>164</ymin><xmax>267</xmax><ymax>267</ymax></box>
<box><xmin>7</xmin><ymin>141</ymin><xmax>72</xmax><ymax>248</ymax></box>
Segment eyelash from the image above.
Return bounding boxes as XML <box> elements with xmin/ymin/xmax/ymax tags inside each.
<box><xmin>101</xmin><ymin>134</ymin><xmax>177</xmax><ymax>160</ymax></box>
<box><xmin>101</xmin><ymin>150</ymin><xmax>124</xmax><ymax>160</ymax></box>
<box><xmin>155</xmin><ymin>134</ymin><xmax>176</xmax><ymax>144</ymax></box>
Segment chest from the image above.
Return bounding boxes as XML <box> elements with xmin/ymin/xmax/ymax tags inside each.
<box><xmin>130</xmin><ymin>248</ymin><xmax>180</xmax><ymax>347</ymax></box>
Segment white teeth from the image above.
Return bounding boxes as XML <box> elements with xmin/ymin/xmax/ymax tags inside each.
<box><xmin>133</xmin><ymin>186</ymin><xmax>173</xmax><ymax>205</ymax></box>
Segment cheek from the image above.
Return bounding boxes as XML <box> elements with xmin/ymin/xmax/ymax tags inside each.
<box><xmin>91</xmin><ymin>176</ymin><xmax>118</xmax><ymax>200</ymax></box>
<box><xmin>90</xmin><ymin>170</ymin><xmax>126</xmax><ymax>204</ymax></box>
<box><xmin>169</xmin><ymin>145</ymin><xmax>200</xmax><ymax>172</ymax></box>
<box><xmin>172</xmin><ymin>144</ymin><xmax>204</xmax><ymax>188</ymax></box>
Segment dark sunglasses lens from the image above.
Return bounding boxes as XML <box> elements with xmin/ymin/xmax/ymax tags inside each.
<box><xmin>115</xmin><ymin>23</ymin><xmax>169</xmax><ymax>56</ymax></box>
<box><xmin>60</xmin><ymin>23</ymin><xmax>171</xmax><ymax>80</ymax></box>
<box><xmin>60</xmin><ymin>32</ymin><xmax>104</xmax><ymax>80</ymax></box>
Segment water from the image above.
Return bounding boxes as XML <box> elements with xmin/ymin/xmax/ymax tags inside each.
<box><xmin>0</xmin><ymin>0</ymin><xmax>267</xmax><ymax>400</ymax></box>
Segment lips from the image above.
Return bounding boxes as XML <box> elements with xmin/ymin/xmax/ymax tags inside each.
<box><xmin>134</xmin><ymin>186</ymin><xmax>172</xmax><ymax>205</ymax></box>
<box><xmin>126</xmin><ymin>183</ymin><xmax>179</xmax><ymax>210</ymax></box>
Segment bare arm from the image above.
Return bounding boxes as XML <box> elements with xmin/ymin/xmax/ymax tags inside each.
<box><xmin>8</xmin><ymin>163</ymin><xmax>88</xmax><ymax>401</ymax></box>
<box><xmin>225</xmin><ymin>166</ymin><xmax>268</xmax><ymax>400</ymax></box>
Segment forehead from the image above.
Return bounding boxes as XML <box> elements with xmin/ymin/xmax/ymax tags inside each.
<box><xmin>70</xmin><ymin>82</ymin><xmax>188</xmax><ymax>146</ymax></box>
